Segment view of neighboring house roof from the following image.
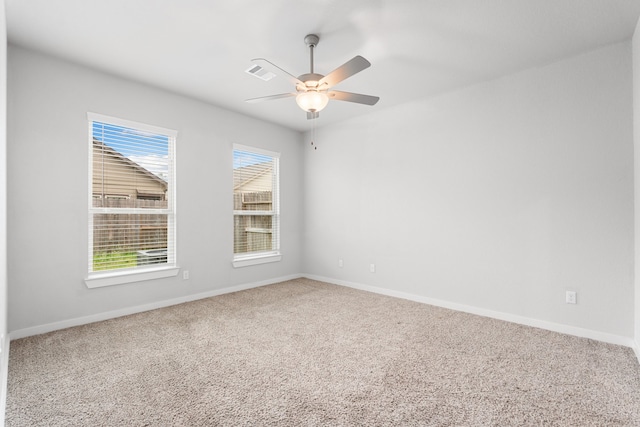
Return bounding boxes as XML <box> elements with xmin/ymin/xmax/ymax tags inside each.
<box><xmin>93</xmin><ymin>138</ymin><xmax>167</xmax><ymax>190</ymax></box>
<box><xmin>233</xmin><ymin>161</ymin><xmax>272</xmax><ymax>192</ymax></box>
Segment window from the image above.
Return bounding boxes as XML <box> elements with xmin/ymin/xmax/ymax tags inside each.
<box><xmin>233</xmin><ymin>144</ymin><xmax>280</xmax><ymax>267</ymax></box>
<box><xmin>86</xmin><ymin>113</ymin><xmax>178</xmax><ymax>287</ymax></box>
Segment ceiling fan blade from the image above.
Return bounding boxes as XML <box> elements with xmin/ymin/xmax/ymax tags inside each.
<box><xmin>307</xmin><ymin>111</ymin><xmax>319</xmax><ymax>120</ymax></box>
<box><xmin>250</xmin><ymin>58</ymin><xmax>304</xmax><ymax>86</ymax></box>
<box><xmin>318</xmin><ymin>56</ymin><xmax>371</xmax><ymax>88</ymax></box>
<box><xmin>245</xmin><ymin>93</ymin><xmax>296</xmax><ymax>103</ymax></box>
<box><xmin>328</xmin><ymin>90</ymin><xmax>380</xmax><ymax>106</ymax></box>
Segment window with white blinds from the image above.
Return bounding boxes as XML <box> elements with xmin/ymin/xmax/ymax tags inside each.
<box><xmin>88</xmin><ymin>113</ymin><xmax>176</xmax><ymax>278</ymax></box>
<box><xmin>233</xmin><ymin>144</ymin><xmax>280</xmax><ymax>266</ymax></box>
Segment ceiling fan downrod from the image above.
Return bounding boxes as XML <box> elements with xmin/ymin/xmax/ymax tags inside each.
<box><xmin>304</xmin><ymin>34</ymin><xmax>319</xmax><ymax>74</ymax></box>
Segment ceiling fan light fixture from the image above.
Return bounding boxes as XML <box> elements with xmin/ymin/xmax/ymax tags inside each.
<box><xmin>296</xmin><ymin>91</ymin><xmax>329</xmax><ymax>113</ymax></box>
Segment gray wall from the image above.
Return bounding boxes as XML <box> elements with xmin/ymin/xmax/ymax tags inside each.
<box><xmin>0</xmin><ymin>0</ymin><xmax>7</xmax><ymax>397</ymax></box>
<box><xmin>0</xmin><ymin>1</ymin><xmax>6</xmax><ymax>341</ymax></box>
<box><xmin>303</xmin><ymin>41</ymin><xmax>634</xmax><ymax>338</ymax></box>
<box><xmin>7</xmin><ymin>45</ymin><xmax>304</xmax><ymax>332</ymax></box>
<box><xmin>634</xmin><ymin>18</ymin><xmax>640</xmax><ymax>350</ymax></box>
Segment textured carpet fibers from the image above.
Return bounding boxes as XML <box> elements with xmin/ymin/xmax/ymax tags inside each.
<box><xmin>6</xmin><ymin>278</ymin><xmax>640</xmax><ymax>426</ymax></box>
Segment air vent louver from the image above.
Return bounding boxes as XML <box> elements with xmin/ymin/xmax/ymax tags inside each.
<box><xmin>245</xmin><ymin>65</ymin><xmax>275</xmax><ymax>81</ymax></box>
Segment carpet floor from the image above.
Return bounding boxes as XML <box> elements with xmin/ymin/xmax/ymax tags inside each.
<box><xmin>6</xmin><ymin>278</ymin><xmax>640</xmax><ymax>426</ymax></box>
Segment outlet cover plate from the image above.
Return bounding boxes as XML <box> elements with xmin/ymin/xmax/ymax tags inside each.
<box><xmin>566</xmin><ymin>291</ymin><xmax>577</xmax><ymax>304</ymax></box>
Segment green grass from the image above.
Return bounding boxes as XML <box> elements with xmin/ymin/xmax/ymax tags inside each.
<box><xmin>93</xmin><ymin>251</ymin><xmax>137</xmax><ymax>271</ymax></box>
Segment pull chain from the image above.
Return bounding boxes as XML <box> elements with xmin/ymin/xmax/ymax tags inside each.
<box><xmin>310</xmin><ymin>116</ymin><xmax>317</xmax><ymax>150</ymax></box>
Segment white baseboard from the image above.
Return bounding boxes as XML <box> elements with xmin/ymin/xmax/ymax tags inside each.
<box><xmin>8</xmin><ymin>272</ymin><xmax>638</xmax><ymax>355</ymax></box>
<box><xmin>305</xmin><ymin>274</ymin><xmax>637</xmax><ymax>350</ymax></box>
<box><xmin>10</xmin><ymin>274</ymin><xmax>303</xmax><ymax>340</ymax></box>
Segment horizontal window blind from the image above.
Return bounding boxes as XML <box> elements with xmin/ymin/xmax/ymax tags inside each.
<box><xmin>88</xmin><ymin>113</ymin><xmax>176</xmax><ymax>273</ymax></box>
<box><xmin>233</xmin><ymin>145</ymin><xmax>280</xmax><ymax>257</ymax></box>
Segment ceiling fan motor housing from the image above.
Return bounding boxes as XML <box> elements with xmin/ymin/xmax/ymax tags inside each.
<box><xmin>297</xmin><ymin>73</ymin><xmax>326</xmax><ymax>91</ymax></box>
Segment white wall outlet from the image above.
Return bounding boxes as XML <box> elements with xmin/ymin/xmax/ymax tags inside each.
<box><xmin>370</xmin><ymin>263</ymin><xmax>376</xmax><ymax>273</ymax></box>
<box><xmin>566</xmin><ymin>291</ymin><xmax>577</xmax><ymax>304</ymax></box>
<box><xmin>338</xmin><ymin>259</ymin><xmax>344</xmax><ymax>268</ymax></box>
<box><xmin>183</xmin><ymin>270</ymin><xmax>190</xmax><ymax>280</ymax></box>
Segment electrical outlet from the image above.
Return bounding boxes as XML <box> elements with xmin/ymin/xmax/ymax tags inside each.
<box><xmin>183</xmin><ymin>270</ymin><xmax>190</xmax><ymax>280</ymax></box>
<box><xmin>370</xmin><ymin>264</ymin><xmax>376</xmax><ymax>273</ymax></box>
<box><xmin>338</xmin><ymin>259</ymin><xmax>344</xmax><ymax>268</ymax></box>
<box><xmin>566</xmin><ymin>291</ymin><xmax>576</xmax><ymax>304</ymax></box>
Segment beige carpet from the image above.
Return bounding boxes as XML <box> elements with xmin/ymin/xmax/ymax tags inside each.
<box><xmin>6</xmin><ymin>278</ymin><xmax>640</xmax><ymax>426</ymax></box>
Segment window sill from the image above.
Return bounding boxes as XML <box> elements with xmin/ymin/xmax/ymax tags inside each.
<box><xmin>85</xmin><ymin>266</ymin><xmax>180</xmax><ymax>288</ymax></box>
<box><xmin>232</xmin><ymin>252</ymin><xmax>281</xmax><ymax>268</ymax></box>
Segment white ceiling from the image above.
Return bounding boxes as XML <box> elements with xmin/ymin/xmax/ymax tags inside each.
<box><xmin>6</xmin><ymin>0</ymin><xmax>640</xmax><ymax>132</ymax></box>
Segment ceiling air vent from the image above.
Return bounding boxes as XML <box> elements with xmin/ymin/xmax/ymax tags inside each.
<box><xmin>245</xmin><ymin>64</ymin><xmax>275</xmax><ymax>81</ymax></box>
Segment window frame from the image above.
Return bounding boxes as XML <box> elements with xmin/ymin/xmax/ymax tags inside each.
<box><xmin>85</xmin><ymin>112</ymin><xmax>179</xmax><ymax>288</ymax></box>
<box><xmin>232</xmin><ymin>144</ymin><xmax>281</xmax><ymax>268</ymax></box>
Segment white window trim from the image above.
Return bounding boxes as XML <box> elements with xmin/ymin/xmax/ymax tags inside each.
<box><xmin>86</xmin><ymin>112</ymin><xmax>178</xmax><ymax>286</ymax></box>
<box><xmin>85</xmin><ymin>266</ymin><xmax>180</xmax><ymax>288</ymax></box>
<box><xmin>232</xmin><ymin>251</ymin><xmax>282</xmax><ymax>268</ymax></box>
<box><xmin>232</xmin><ymin>144</ymin><xmax>280</xmax><ymax>268</ymax></box>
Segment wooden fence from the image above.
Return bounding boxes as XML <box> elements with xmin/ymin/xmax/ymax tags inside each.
<box><xmin>234</xmin><ymin>191</ymin><xmax>273</xmax><ymax>254</ymax></box>
<box><xmin>92</xmin><ymin>198</ymin><xmax>168</xmax><ymax>253</ymax></box>
<box><xmin>93</xmin><ymin>193</ymin><xmax>272</xmax><ymax>255</ymax></box>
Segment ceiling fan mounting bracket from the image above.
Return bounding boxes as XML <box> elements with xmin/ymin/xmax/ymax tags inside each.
<box><xmin>304</xmin><ymin>34</ymin><xmax>320</xmax><ymax>48</ymax></box>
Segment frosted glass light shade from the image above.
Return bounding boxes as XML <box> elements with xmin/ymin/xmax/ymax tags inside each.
<box><xmin>296</xmin><ymin>91</ymin><xmax>329</xmax><ymax>112</ymax></box>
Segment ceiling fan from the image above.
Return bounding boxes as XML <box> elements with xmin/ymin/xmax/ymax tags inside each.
<box><xmin>245</xmin><ymin>34</ymin><xmax>379</xmax><ymax>120</ymax></box>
